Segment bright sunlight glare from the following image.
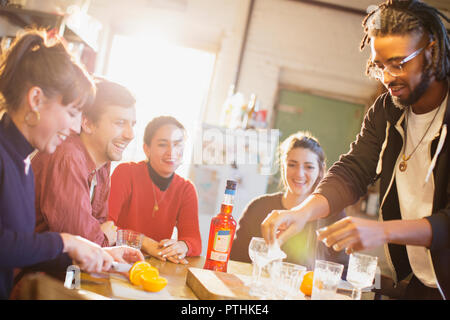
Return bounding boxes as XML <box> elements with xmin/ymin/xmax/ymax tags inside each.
<box><xmin>106</xmin><ymin>34</ymin><xmax>216</xmax><ymax>177</ymax></box>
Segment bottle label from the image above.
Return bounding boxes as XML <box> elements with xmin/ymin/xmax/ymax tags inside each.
<box><xmin>225</xmin><ymin>189</ymin><xmax>236</xmax><ymax>196</ymax></box>
<box><xmin>210</xmin><ymin>251</ymin><xmax>228</xmax><ymax>262</ymax></box>
<box><xmin>212</xmin><ymin>230</ymin><xmax>230</xmax><ymax>254</ymax></box>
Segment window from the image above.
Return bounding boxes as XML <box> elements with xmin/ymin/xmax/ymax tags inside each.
<box><xmin>106</xmin><ymin>34</ymin><xmax>216</xmax><ymax>177</ymax></box>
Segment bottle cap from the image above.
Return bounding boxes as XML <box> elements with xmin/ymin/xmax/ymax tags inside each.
<box><xmin>226</xmin><ymin>180</ymin><xmax>237</xmax><ymax>190</ymax></box>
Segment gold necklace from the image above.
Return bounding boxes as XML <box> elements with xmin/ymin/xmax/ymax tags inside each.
<box><xmin>151</xmin><ymin>180</ymin><xmax>168</xmax><ymax>217</ymax></box>
<box><xmin>399</xmin><ymin>102</ymin><xmax>443</xmax><ymax>172</ymax></box>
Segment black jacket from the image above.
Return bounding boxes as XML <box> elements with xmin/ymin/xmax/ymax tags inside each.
<box><xmin>316</xmin><ymin>87</ymin><xmax>450</xmax><ymax>300</ymax></box>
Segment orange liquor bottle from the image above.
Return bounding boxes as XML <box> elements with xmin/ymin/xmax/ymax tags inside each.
<box><xmin>203</xmin><ymin>180</ymin><xmax>237</xmax><ymax>272</ymax></box>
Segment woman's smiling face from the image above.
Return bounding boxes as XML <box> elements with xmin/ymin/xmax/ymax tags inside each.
<box><xmin>282</xmin><ymin>147</ymin><xmax>321</xmax><ymax>198</ymax></box>
<box><xmin>144</xmin><ymin>124</ymin><xmax>185</xmax><ymax>177</ymax></box>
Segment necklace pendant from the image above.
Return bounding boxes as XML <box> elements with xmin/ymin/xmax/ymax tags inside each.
<box><xmin>399</xmin><ymin>160</ymin><xmax>407</xmax><ymax>172</ymax></box>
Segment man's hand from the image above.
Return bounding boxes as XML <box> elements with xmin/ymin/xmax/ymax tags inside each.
<box><xmin>316</xmin><ymin>216</ymin><xmax>388</xmax><ymax>254</ymax></box>
<box><xmin>316</xmin><ymin>216</ymin><xmax>434</xmax><ymax>253</ymax></box>
<box><xmin>261</xmin><ymin>209</ymin><xmax>309</xmax><ymax>246</ymax></box>
<box><xmin>261</xmin><ymin>194</ymin><xmax>330</xmax><ymax>246</ymax></box>
<box><xmin>100</xmin><ymin>220</ymin><xmax>117</xmax><ymax>246</ymax></box>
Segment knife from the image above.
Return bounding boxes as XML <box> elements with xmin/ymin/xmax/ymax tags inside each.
<box><xmin>111</xmin><ymin>261</ymin><xmax>132</xmax><ymax>273</ymax></box>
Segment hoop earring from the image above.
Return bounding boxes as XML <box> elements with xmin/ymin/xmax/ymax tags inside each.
<box><xmin>24</xmin><ymin>110</ymin><xmax>41</xmax><ymax>127</ymax></box>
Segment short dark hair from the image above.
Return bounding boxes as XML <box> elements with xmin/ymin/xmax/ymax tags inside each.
<box><xmin>143</xmin><ymin>115</ymin><xmax>186</xmax><ymax>146</ymax></box>
<box><xmin>83</xmin><ymin>77</ymin><xmax>136</xmax><ymax>123</ymax></box>
<box><xmin>361</xmin><ymin>0</ymin><xmax>450</xmax><ymax>80</ymax></box>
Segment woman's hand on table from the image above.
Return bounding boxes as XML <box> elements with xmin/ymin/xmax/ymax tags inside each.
<box><xmin>142</xmin><ymin>237</ymin><xmax>166</xmax><ymax>261</ymax></box>
<box><xmin>141</xmin><ymin>237</ymin><xmax>188</xmax><ymax>264</ymax></box>
<box><xmin>158</xmin><ymin>239</ymin><xmax>189</xmax><ymax>265</ymax></box>
<box><xmin>141</xmin><ymin>236</ymin><xmax>189</xmax><ymax>264</ymax></box>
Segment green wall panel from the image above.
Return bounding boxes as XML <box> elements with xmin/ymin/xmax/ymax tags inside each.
<box><xmin>267</xmin><ymin>89</ymin><xmax>365</xmax><ymax>194</ymax></box>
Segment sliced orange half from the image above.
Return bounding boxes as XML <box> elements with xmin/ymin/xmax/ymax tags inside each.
<box><xmin>141</xmin><ymin>275</ymin><xmax>168</xmax><ymax>292</ymax></box>
<box><xmin>129</xmin><ymin>261</ymin><xmax>153</xmax><ymax>286</ymax></box>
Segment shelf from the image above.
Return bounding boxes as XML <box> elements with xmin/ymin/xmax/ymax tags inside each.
<box><xmin>0</xmin><ymin>7</ymin><xmax>64</xmax><ymax>31</ymax></box>
<box><xmin>0</xmin><ymin>7</ymin><xmax>100</xmax><ymax>51</ymax></box>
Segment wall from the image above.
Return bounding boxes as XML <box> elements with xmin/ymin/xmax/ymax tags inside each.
<box><xmin>86</xmin><ymin>0</ymin><xmax>380</xmax><ymax>126</ymax></box>
<box><xmin>0</xmin><ymin>0</ymin><xmax>380</xmax><ymax>120</ymax></box>
<box><xmin>3</xmin><ymin>0</ymin><xmax>447</xmax><ymax>122</ymax></box>
<box><xmin>198</xmin><ymin>0</ymin><xmax>381</xmax><ymax>124</ymax></box>
<box><xmin>88</xmin><ymin>0</ymin><xmax>252</xmax><ymax>111</ymax></box>
<box><xmin>235</xmin><ymin>0</ymin><xmax>379</xmax><ymax>121</ymax></box>
<box><xmin>0</xmin><ymin>17</ymin><xmax>21</xmax><ymax>36</ymax></box>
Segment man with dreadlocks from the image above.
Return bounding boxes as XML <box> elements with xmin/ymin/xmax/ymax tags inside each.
<box><xmin>261</xmin><ymin>0</ymin><xmax>450</xmax><ymax>300</ymax></box>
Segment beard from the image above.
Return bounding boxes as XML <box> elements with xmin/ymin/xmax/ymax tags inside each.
<box><xmin>391</xmin><ymin>65</ymin><xmax>433</xmax><ymax>110</ymax></box>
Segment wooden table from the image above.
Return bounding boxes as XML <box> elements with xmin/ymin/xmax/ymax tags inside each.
<box><xmin>17</xmin><ymin>256</ymin><xmax>375</xmax><ymax>300</ymax></box>
<box><xmin>79</xmin><ymin>256</ymin><xmax>253</xmax><ymax>300</ymax></box>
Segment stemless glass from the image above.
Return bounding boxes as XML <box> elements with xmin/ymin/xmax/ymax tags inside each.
<box><xmin>311</xmin><ymin>260</ymin><xmax>344</xmax><ymax>300</ymax></box>
<box><xmin>116</xmin><ymin>229</ymin><xmax>144</xmax><ymax>250</ymax></box>
<box><xmin>270</xmin><ymin>261</ymin><xmax>307</xmax><ymax>299</ymax></box>
<box><xmin>346</xmin><ymin>253</ymin><xmax>378</xmax><ymax>300</ymax></box>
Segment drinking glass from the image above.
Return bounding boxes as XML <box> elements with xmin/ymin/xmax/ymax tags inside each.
<box><xmin>270</xmin><ymin>261</ymin><xmax>307</xmax><ymax>299</ymax></box>
<box><xmin>248</xmin><ymin>237</ymin><xmax>269</xmax><ymax>297</ymax></box>
<box><xmin>346</xmin><ymin>253</ymin><xmax>378</xmax><ymax>300</ymax></box>
<box><xmin>311</xmin><ymin>260</ymin><xmax>344</xmax><ymax>300</ymax></box>
<box><xmin>248</xmin><ymin>237</ymin><xmax>284</xmax><ymax>298</ymax></box>
<box><xmin>116</xmin><ymin>229</ymin><xmax>144</xmax><ymax>250</ymax></box>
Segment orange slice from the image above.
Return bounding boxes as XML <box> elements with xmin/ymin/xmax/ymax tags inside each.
<box><xmin>300</xmin><ymin>271</ymin><xmax>314</xmax><ymax>296</ymax></box>
<box><xmin>139</xmin><ymin>267</ymin><xmax>159</xmax><ymax>281</ymax></box>
<box><xmin>129</xmin><ymin>261</ymin><xmax>154</xmax><ymax>286</ymax></box>
<box><xmin>141</xmin><ymin>274</ymin><xmax>168</xmax><ymax>292</ymax></box>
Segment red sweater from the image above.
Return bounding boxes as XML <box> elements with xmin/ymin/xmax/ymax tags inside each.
<box><xmin>108</xmin><ymin>161</ymin><xmax>201</xmax><ymax>256</ymax></box>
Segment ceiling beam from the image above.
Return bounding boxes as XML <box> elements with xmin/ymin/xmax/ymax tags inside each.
<box><xmin>289</xmin><ymin>0</ymin><xmax>449</xmax><ymax>33</ymax></box>
<box><xmin>288</xmin><ymin>0</ymin><xmax>367</xmax><ymax>16</ymax></box>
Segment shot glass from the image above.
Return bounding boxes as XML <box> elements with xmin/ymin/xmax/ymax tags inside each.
<box><xmin>116</xmin><ymin>229</ymin><xmax>144</xmax><ymax>250</ymax></box>
<box><xmin>311</xmin><ymin>260</ymin><xmax>344</xmax><ymax>300</ymax></box>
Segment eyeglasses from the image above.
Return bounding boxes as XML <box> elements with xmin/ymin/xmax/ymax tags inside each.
<box><xmin>369</xmin><ymin>44</ymin><xmax>427</xmax><ymax>80</ymax></box>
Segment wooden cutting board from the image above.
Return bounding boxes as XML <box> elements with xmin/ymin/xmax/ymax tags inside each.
<box><xmin>186</xmin><ymin>267</ymin><xmax>273</xmax><ymax>300</ymax></box>
<box><xmin>186</xmin><ymin>267</ymin><xmax>351</xmax><ymax>300</ymax></box>
<box><xmin>109</xmin><ymin>274</ymin><xmax>173</xmax><ymax>300</ymax></box>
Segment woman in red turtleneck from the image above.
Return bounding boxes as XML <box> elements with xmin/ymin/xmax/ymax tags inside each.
<box><xmin>108</xmin><ymin>116</ymin><xmax>201</xmax><ymax>264</ymax></box>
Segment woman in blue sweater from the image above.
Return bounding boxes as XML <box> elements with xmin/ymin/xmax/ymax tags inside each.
<box><xmin>0</xmin><ymin>29</ymin><xmax>144</xmax><ymax>299</ymax></box>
